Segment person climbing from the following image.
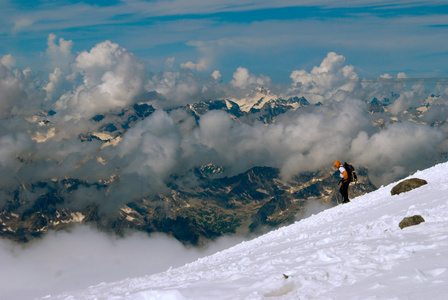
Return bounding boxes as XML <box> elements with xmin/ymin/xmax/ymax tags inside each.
<box><xmin>334</xmin><ymin>161</ymin><xmax>350</xmax><ymax>204</ymax></box>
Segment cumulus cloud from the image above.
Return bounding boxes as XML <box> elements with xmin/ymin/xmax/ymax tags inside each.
<box><xmin>181</xmin><ymin>58</ymin><xmax>208</xmax><ymax>71</ymax></box>
<box><xmin>277</xmin><ymin>99</ymin><xmax>370</xmax><ymax>179</ymax></box>
<box><xmin>397</xmin><ymin>72</ymin><xmax>407</xmax><ymax>79</ymax></box>
<box><xmin>420</xmin><ymin>94</ymin><xmax>448</xmax><ymax>127</ymax></box>
<box><xmin>145</xmin><ymin>69</ymin><xmax>203</xmax><ymax>108</ymax></box>
<box><xmin>356</xmin><ymin>73</ymin><xmax>410</xmax><ymax>104</ymax></box>
<box><xmin>165</xmin><ymin>57</ymin><xmax>175</xmax><ymax>68</ymax></box>
<box><xmin>43</xmin><ymin>67</ymin><xmax>72</xmax><ymax>102</ymax></box>
<box><xmin>230</xmin><ymin>67</ymin><xmax>271</xmax><ymax>89</ymax></box>
<box><xmin>179</xmin><ymin>99</ymin><xmax>371</xmax><ymax>180</ymax></box>
<box><xmin>0</xmin><ymin>132</ymin><xmax>34</xmax><ymax>200</ymax></box>
<box><xmin>288</xmin><ymin>52</ymin><xmax>359</xmax><ymax>103</ymax></box>
<box><xmin>177</xmin><ymin>95</ymin><xmax>444</xmax><ymax>187</ymax></box>
<box><xmin>0</xmin><ymin>65</ymin><xmax>47</xmax><ymax>119</ymax></box>
<box><xmin>387</xmin><ymin>80</ymin><xmax>427</xmax><ymax>115</ymax></box>
<box><xmin>0</xmin><ymin>64</ymin><xmax>27</xmax><ymax>119</ymax></box>
<box><xmin>46</xmin><ymin>33</ymin><xmax>74</xmax><ymax>71</ymax></box>
<box><xmin>350</xmin><ymin>121</ymin><xmax>445</xmax><ymax>184</ymax></box>
<box><xmin>180</xmin><ymin>40</ymin><xmax>219</xmax><ymax>72</ymax></box>
<box><xmin>54</xmin><ymin>41</ymin><xmax>146</xmax><ymax>121</ymax></box>
<box><xmin>0</xmin><ymin>131</ymin><xmax>35</xmax><ymax>204</ymax></box>
<box><xmin>211</xmin><ymin>70</ymin><xmax>222</xmax><ymax>81</ymax></box>
<box><xmin>1</xmin><ymin>54</ymin><xmax>16</xmax><ymax>68</ymax></box>
<box><xmin>0</xmin><ymin>133</ymin><xmax>31</xmax><ymax>169</ymax></box>
<box><xmin>117</xmin><ymin>110</ymin><xmax>181</xmax><ymax>179</ymax></box>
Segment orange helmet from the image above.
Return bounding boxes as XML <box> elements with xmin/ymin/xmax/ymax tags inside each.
<box><xmin>333</xmin><ymin>161</ymin><xmax>341</xmax><ymax>168</ymax></box>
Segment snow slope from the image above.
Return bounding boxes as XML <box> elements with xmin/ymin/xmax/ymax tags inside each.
<box><xmin>47</xmin><ymin>162</ymin><xmax>448</xmax><ymax>299</ymax></box>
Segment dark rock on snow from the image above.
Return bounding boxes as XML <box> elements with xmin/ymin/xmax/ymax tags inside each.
<box><xmin>391</xmin><ymin>178</ymin><xmax>428</xmax><ymax>196</ymax></box>
<box><xmin>399</xmin><ymin>215</ymin><xmax>425</xmax><ymax>229</ymax></box>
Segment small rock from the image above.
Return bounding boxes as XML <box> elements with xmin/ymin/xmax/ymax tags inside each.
<box><xmin>399</xmin><ymin>215</ymin><xmax>425</xmax><ymax>229</ymax></box>
<box><xmin>391</xmin><ymin>178</ymin><xmax>428</xmax><ymax>196</ymax></box>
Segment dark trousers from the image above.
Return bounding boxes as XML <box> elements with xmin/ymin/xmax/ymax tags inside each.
<box><xmin>339</xmin><ymin>181</ymin><xmax>350</xmax><ymax>203</ymax></box>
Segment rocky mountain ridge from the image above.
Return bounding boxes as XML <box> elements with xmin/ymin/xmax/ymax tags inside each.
<box><xmin>0</xmin><ymin>164</ymin><xmax>375</xmax><ymax>245</ymax></box>
<box><xmin>1</xmin><ymin>89</ymin><xmax>445</xmax><ymax>245</ymax></box>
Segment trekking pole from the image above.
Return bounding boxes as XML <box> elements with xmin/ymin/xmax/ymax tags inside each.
<box><xmin>335</xmin><ymin>179</ymin><xmax>340</xmax><ymax>205</ymax></box>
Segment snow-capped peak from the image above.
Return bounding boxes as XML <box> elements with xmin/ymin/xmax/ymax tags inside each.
<box><xmin>229</xmin><ymin>86</ymin><xmax>279</xmax><ymax>112</ymax></box>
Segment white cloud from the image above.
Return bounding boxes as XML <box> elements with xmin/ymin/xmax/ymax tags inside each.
<box><xmin>288</xmin><ymin>52</ymin><xmax>359</xmax><ymax>103</ymax></box>
<box><xmin>181</xmin><ymin>61</ymin><xmax>197</xmax><ymax>70</ymax></box>
<box><xmin>12</xmin><ymin>18</ymin><xmax>33</xmax><ymax>32</ymax></box>
<box><xmin>46</xmin><ymin>34</ymin><xmax>74</xmax><ymax>71</ymax></box>
<box><xmin>0</xmin><ymin>133</ymin><xmax>30</xmax><ymax>169</ymax></box>
<box><xmin>179</xmin><ymin>94</ymin><xmax>444</xmax><ymax>187</ymax></box>
<box><xmin>211</xmin><ymin>70</ymin><xmax>222</xmax><ymax>80</ymax></box>
<box><xmin>350</xmin><ymin>121</ymin><xmax>445</xmax><ymax>184</ymax></box>
<box><xmin>145</xmin><ymin>70</ymin><xmax>202</xmax><ymax>108</ymax></box>
<box><xmin>55</xmin><ymin>41</ymin><xmax>146</xmax><ymax>120</ymax></box>
<box><xmin>181</xmin><ymin>59</ymin><xmax>208</xmax><ymax>71</ymax></box>
<box><xmin>181</xmin><ymin>40</ymin><xmax>217</xmax><ymax>72</ymax></box>
<box><xmin>43</xmin><ymin>67</ymin><xmax>71</xmax><ymax>102</ymax></box>
<box><xmin>277</xmin><ymin>99</ymin><xmax>370</xmax><ymax>179</ymax></box>
<box><xmin>0</xmin><ymin>64</ymin><xmax>26</xmax><ymax>119</ymax></box>
<box><xmin>117</xmin><ymin>110</ymin><xmax>181</xmax><ymax>181</ymax></box>
<box><xmin>0</xmin><ymin>225</ymin><xmax>245</xmax><ymax>299</ymax></box>
<box><xmin>47</xmin><ymin>33</ymin><xmax>73</xmax><ymax>58</ymax></box>
<box><xmin>397</xmin><ymin>72</ymin><xmax>407</xmax><ymax>79</ymax></box>
<box><xmin>74</xmin><ymin>40</ymin><xmax>125</xmax><ymax>87</ymax></box>
<box><xmin>181</xmin><ymin>100</ymin><xmax>370</xmax><ymax>180</ymax></box>
<box><xmin>165</xmin><ymin>57</ymin><xmax>175</xmax><ymax>68</ymax></box>
<box><xmin>1</xmin><ymin>54</ymin><xmax>16</xmax><ymax>68</ymax></box>
<box><xmin>230</xmin><ymin>67</ymin><xmax>271</xmax><ymax>89</ymax></box>
<box><xmin>387</xmin><ymin>80</ymin><xmax>427</xmax><ymax>115</ymax></box>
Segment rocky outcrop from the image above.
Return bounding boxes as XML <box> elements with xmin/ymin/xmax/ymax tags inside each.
<box><xmin>399</xmin><ymin>215</ymin><xmax>425</xmax><ymax>229</ymax></box>
<box><xmin>391</xmin><ymin>178</ymin><xmax>428</xmax><ymax>196</ymax></box>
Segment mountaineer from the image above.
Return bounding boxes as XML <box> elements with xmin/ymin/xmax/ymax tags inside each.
<box><xmin>334</xmin><ymin>160</ymin><xmax>350</xmax><ymax>204</ymax></box>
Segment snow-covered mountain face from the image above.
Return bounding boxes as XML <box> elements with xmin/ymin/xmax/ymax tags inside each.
<box><xmin>47</xmin><ymin>161</ymin><xmax>448</xmax><ymax>300</ymax></box>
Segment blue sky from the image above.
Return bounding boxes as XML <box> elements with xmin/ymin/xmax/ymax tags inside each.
<box><xmin>1</xmin><ymin>0</ymin><xmax>447</xmax><ymax>82</ymax></box>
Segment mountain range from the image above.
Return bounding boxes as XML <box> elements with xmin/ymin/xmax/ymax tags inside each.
<box><xmin>0</xmin><ymin>88</ymin><xmax>445</xmax><ymax>245</ymax></box>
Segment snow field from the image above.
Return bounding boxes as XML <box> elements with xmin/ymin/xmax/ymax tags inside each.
<box><xmin>49</xmin><ymin>162</ymin><xmax>448</xmax><ymax>299</ymax></box>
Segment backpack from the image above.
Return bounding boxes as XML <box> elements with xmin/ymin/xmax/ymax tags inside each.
<box><xmin>343</xmin><ymin>162</ymin><xmax>358</xmax><ymax>183</ymax></box>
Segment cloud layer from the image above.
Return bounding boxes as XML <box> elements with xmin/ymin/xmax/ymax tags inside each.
<box><xmin>0</xmin><ymin>225</ymin><xmax>245</xmax><ymax>299</ymax></box>
<box><xmin>0</xmin><ymin>37</ymin><xmax>446</xmax><ymax>200</ymax></box>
